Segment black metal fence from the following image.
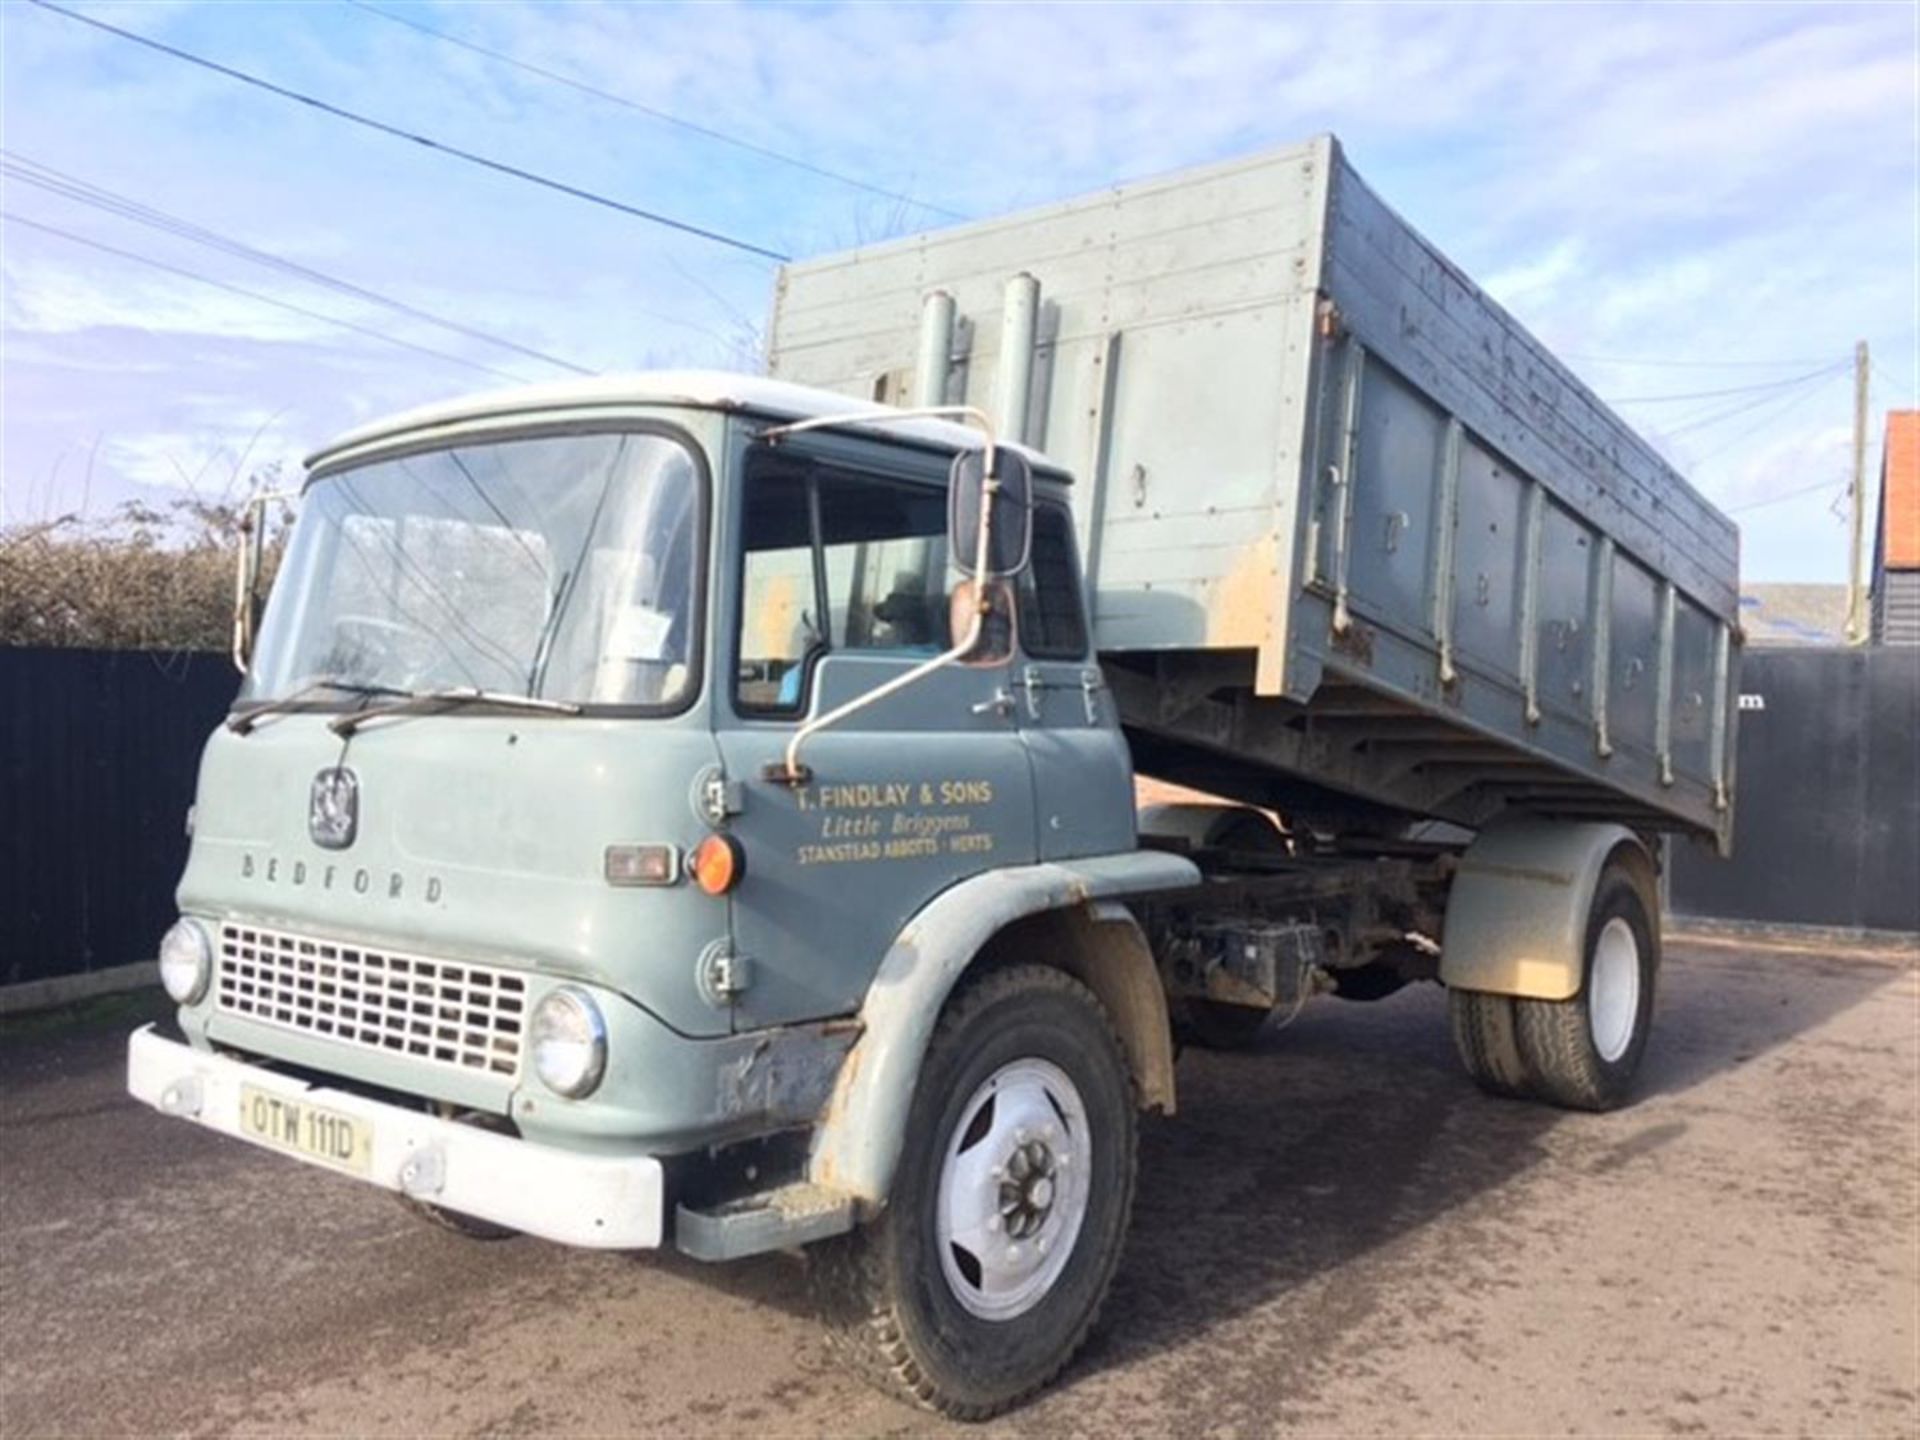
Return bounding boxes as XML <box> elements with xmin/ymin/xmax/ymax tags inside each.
<box><xmin>1670</xmin><ymin>644</ymin><xmax>1919</xmax><ymax>935</ymax></box>
<box><xmin>1</xmin><ymin>648</ymin><xmax>236</xmax><ymax>986</ymax></box>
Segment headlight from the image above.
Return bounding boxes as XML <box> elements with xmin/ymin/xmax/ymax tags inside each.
<box><xmin>529</xmin><ymin>986</ymin><xmax>607</xmax><ymax>1098</ymax></box>
<box><xmin>158</xmin><ymin>918</ymin><xmax>212</xmax><ymax>1004</ymax></box>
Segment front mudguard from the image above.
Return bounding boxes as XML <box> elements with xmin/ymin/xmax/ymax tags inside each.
<box><xmin>805</xmin><ymin>851</ymin><xmax>1198</xmax><ymax>1207</ymax></box>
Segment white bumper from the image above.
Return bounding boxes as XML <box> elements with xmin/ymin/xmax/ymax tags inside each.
<box><xmin>126</xmin><ymin>1025</ymin><xmax>664</xmax><ymax>1249</ymax></box>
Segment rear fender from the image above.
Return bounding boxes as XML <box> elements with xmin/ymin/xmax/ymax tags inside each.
<box><xmin>1440</xmin><ymin>819</ymin><xmax>1658</xmax><ymax>1002</ymax></box>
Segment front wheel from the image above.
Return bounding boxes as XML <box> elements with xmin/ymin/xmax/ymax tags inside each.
<box><xmin>810</xmin><ymin>964</ymin><xmax>1137</xmax><ymax>1419</ymax></box>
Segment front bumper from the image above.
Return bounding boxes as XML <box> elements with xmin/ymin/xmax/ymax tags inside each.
<box><xmin>127</xmin><ymin>1025</ymin><xmax>663</xmax><ymax>1249</ymax></box>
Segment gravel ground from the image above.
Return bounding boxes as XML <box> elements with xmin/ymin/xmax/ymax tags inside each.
<box><xmin>2</xmin><ymin>932</ymin><xmax>1914</xmax><ymax>1438</ymax></box>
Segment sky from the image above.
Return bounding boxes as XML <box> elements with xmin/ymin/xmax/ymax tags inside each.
<box><xmin>1</xmin><ymin>0</ymin><xmax>1915</xmax><ymax>585</ymax></box>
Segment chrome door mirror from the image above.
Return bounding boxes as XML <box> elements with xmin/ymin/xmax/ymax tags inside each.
<box><xmin>948</xmin><ymin>447</ymin><xmax>1033</xmax><ymax>579</ymax></box>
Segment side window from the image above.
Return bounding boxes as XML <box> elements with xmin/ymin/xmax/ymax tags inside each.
<box><xmin>1016</xmin><ymin>504</ymin><xmax>1089</xmax><ymax>660</ymax></box>
<box><xmin>736</xmin><ymin>460</ymin><xmax>950</xmax><ymax>713</ymax></box>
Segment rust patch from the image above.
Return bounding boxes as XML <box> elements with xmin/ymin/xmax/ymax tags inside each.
<box><xmin>717</xmin><ymin>1025</ymin><xmax>858</xmax><ymax>1125</ymax></box>
<box><xmin>1330</xmin><ymin>617</ymin><xmax>1376</xmax><ymax>666</ymax></box>
<box><xmin>1207</xmin><ymin>535</ymin><xmax>1278</xmax><ymax>650</ymax></box>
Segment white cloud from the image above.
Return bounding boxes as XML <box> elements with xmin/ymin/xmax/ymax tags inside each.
<box><xmin>103</xmin><ymin>421</ymin><xmax>305</xmax><ymax>495</ymax></box>
<box><xmin>1483</xmin><ymin>239</ymin><xmax>1586</xmax><ymax>311</ymax></box>
<box><xmin>4</xmin><ymin>254</ymin><xmax>342</xmax><ymax>345</ymax></box>
<box><xmin>1</xmin><ymin>0</ymin><xmax>1913</xmax><ymax>581</ymax></box>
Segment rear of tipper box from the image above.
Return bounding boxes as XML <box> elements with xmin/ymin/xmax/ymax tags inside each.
<box><xmin>768</xmin><ymin>135</ymin><xmax>1740</xmax><ymax>849</ymax></box>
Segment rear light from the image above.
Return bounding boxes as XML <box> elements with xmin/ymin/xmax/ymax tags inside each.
<box><xmin>690</xmin><ymin>834</ymin><xmax>745</xmax><ymax>896</ymax></box>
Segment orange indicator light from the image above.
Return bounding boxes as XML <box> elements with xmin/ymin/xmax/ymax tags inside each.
<box><xmin>690</xmin><ymin>834</ymin><xmax>745</xmax><ymax>896</ymax></box>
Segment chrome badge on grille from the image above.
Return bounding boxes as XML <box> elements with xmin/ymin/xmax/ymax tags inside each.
<box><xmin>309</xmin><ymin>767</ymin><xmax>359</xmax><ymax>850</ymax></box>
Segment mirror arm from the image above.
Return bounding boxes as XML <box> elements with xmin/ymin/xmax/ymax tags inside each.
<box><xmin>758</xmin><ymin>405</ymin><xmax>999</xmax><ymax>455</ymax></box>
<box><xmin>768</xmin><ymin>600</ymin><xmax>991</xmax><ymax>785</ymax></box>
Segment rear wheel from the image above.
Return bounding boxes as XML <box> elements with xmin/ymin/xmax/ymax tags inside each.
<box><xmin>1513</xmin><ymin>863</ymin><xmax>1658</xmax><ymax>1111</ymax></box>
<box><xmin>1448</xmin><ymin>987</ymin><xmax>1534</xmax><ymax>1099</ymax></box>
<box><xmin>810</xmin><ymin>964</ymin><xmax>1137</xmax><ymax>1419</ymax></box>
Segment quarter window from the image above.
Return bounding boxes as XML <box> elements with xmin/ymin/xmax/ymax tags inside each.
<box><xmin>1016</xmin><ymin>504</ymin><xmax>1089</xmax><ymax>659</ymax></box>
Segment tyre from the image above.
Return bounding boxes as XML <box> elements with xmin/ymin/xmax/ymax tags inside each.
<box><xmin>1170</xmin><ymin>995</ymin><xmax>1272</xmax><ymax>1051</ymax></box>
<box><xmin>398</xmin><ymin>1194</ymin><xmax>517</xmax><ymax>1242</ymax></box>
<box><xmin>1512</xmin><ymin>860</ymin><xmax>1659</xmax><ymax>1111</ymax></box>
<box><xmin>395</xmin><ymin>1103</ymin><xmax>518</xmax><ymax>1240</ymax></box>
<box><xmin>810</xmin><ymin>964</ymin><xmax>1137</xmax><ymax>1419</ymax></box>
<box><xmin>1448</xmin><ymin>987</ymin><xmax>1534</xmax><ymax>1100</ymax></box>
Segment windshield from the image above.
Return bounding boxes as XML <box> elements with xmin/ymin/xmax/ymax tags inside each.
<box><xmin>245</xmin><ymin>430</ymin><xmax>701</xmax><ymax>710</ymax></box>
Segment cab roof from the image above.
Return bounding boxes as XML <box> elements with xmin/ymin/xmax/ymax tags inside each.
<box><xmin>305</xmin><ymin>369</ymin><xmax>1059</xmax><ymax>476</ymax></box>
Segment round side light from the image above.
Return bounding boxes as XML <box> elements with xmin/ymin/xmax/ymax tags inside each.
<box><xmin>690</xmin><ymin>834</ymin><xmax>745</xmax><ymax>896</ymax></box>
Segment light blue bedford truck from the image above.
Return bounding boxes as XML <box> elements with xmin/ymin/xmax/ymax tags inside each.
<box><xmin>129</xmin><ymin>137</ymin><xmax>1738</xmax><ymax>1417</ymax></box>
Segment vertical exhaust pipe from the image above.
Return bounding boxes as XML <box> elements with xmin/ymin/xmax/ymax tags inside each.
<box><xmin>997</xmin><ymin>272</ymin><xmax>1040</xmax><ymax>445</ymax></box>
<box><xmin>913</xmin><ymin>290</ymin><xmax>956</xmax><ymax>408</ymax></box>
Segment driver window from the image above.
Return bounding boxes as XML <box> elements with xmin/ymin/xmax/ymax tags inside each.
<box><xmin>736</xmin><ymin>462</ymin><xmax>950</xmax><ymax>713</ymax></box>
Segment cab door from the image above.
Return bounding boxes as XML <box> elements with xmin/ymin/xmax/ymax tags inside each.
<box><xmin>712</xmin><ymin>430</ymin><xmax>1037</xmax><ymax>1032</ymax></box>
<box><xmin>1013</xmin><ymin>500</ymin><xmax>1137</xmax><ymax>861</ymax></box>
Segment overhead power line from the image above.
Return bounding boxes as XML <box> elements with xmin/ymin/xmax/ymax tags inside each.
<box><xmin>1873</xmin><ymin>357</ymin><xmax>1917</xmax><ymax>401</ymax></box>
<box><xmin>1725</xmin><ymin>476</ymin><xmax>1848</xmax><ymax>515</ymax></box>
<box><xmin>1</xmin><ymin>150</ymin><xmax>596</xmax><ymax>376</ymax></box>
<box><xmin>2</xmin><ymin>209</ymin><xmax>532</xmax><ymax>383</ymax></box>
<box><xmin>27</xmin><ymin>0</ymin><xmax>790</xmax><ymax>263</ymax></box>
<box><xmin>1688</xmin><ymin>369</ymin><xmax>1852</xmax><ymax>470</ymax></box>
<box><xmin>1663</xmin><ymin>363</ymin><xmax>1851</xmax><ymax>439</ymax></box>
<box><xmin>1605</xmin><ymin>360</ymin><xmax>1850</xmax><ymax>406</ymax></box>
<box><xmin>347</xmin><ymin>0</ymin><xmax>964</xmax><ymax>223</ymax></box>
<box><xmin>1565</xmin><ymin>350</ymin><xmax>1836</xmax><ymax>369</ymax></box>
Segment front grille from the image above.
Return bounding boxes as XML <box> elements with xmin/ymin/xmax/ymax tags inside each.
<box><xmin>216</xmin><ymin>925</ymin><xmax>526</xmax><ymax>1078</ymax></box>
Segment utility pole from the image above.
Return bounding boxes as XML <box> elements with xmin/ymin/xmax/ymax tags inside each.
<box><xmin>1844</xmin><ymin>340</ymin><xmax>1870</xmax><ymax>645</ymax></box>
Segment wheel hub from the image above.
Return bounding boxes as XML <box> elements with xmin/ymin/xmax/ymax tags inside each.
<box><xmin>937</xmin><ymin>1058</ymin><xmax>1093</xmax><ymax>1321</ymax></box>
<box><xmin>1000</xmin><ymin>1140</ymin><xmax>1058</xmax><ymax>1238</ymax></box>
<box><xmin>1588</xmin><ymin>915</ymin><xmax>1642</xmax><ymax>1064</ymax></box>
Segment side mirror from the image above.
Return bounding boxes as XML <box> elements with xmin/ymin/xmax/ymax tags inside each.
<box><xmin>231</xmin><ymin>490</ymin><xmax>294</xmax><ymax>673</ymax></box>
<box><xmin>948</xmin><ymin>447</ymin><xmax>1033</xmax><ymax>579</ymax></box>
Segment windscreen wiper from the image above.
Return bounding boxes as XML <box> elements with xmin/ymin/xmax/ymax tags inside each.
<box><xmin>226</xmin><ymin>677</ymin><xmax>411</xmax><ymax>735</ymax></box>
<box><xmin>328</xmin><ymin>686</ymin><xmax>583</xmax><ymax>738</ymax></box>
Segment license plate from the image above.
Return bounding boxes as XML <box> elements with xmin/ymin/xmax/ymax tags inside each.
<box><xmin>238</xmin><ymin>1084</ymin><xmax>373</xmax><ymax>1176</ymax></box>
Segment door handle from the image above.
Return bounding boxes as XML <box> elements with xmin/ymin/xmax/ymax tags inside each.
<box><xmin>971</xmin><ymin>688</ymin><xmax>1015</xmax><ymax>718</ymax></box>
<box><xmin>1019</xmin><ymin>666</ymin><xmax>1046</xmax><ymax>719</ymax></box>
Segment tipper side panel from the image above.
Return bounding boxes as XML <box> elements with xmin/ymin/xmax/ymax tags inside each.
<box><xmin>768</xmin><ymin>141</ymin><xmax>1329</xmax><ymax>677</ymax></box>
<box><xmin>1269</xmin><ymin>154</ymin><xmax>1739</xmax><ymax>846</ymax></box>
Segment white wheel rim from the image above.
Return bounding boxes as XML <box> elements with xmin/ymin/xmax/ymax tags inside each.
<box><xmin>936</xmin><ymin>1057</ymin><xmax>1093</xmax><ymax>1322</ymax></box>
<box><xmin>1588</xmin><ymin>916</ymin><xmax>1641</xmax><ymax>1063</ymax></box>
